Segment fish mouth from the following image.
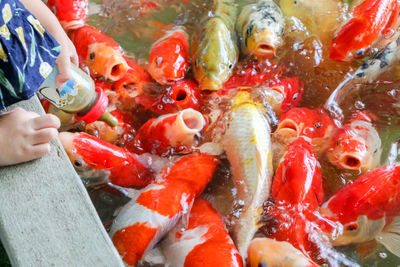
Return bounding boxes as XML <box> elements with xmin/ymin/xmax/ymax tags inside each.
<box><xmin>88</xmin><ymin>44</ymin><xmax>129</xmax><ymax>81</ymax></box>
<box><xmin>274</xmin><ymin>119</ymin><xmax>300</xmax><ymax>142</ymax></box>
<box><xmin>198</xmin><ymin>78</ymin><xmax>223</xmax><ymax>91</ymax></box>
<box><xmin>179</xmin><ymin>108</ymin><xmax>205</xmax><ymax>133</ymax></box>
<box><xmin>329</xmin><ymin>152</ymin><xmax>364</xmax><ymax>170</ymax></box>
<box><xmin>247</xmin><ymin>32</ymin><xmax>279</xmax><ymax>58</ymax></box>
<box><xmin>164</xmin><ymin>108</ymin><xmax>206</xmax><ymax>146</ymax></box>
<box><xmin>60</xmin><ymin>20</ymin><xmax>86</xmax><ymax>31</ymax></box>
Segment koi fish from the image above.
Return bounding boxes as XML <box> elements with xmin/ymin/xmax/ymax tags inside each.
<box><xmin>329</xmin><ymin>0</ymin><xmax>400</xmax><ymax>61</ymax></box>
<box><xmin>133</xmin><ymin>108</ymin><xmax>206</xmax><ymax>155</ymax></box>
<box><xmin>327</xmin><ymin>112</ymin><xmax>381</xmax><ymax>172</ymax></box>
<box><xmin>135</xmin><ymin>79</ymin><xmax>201</xmax><ymax>114</ymax></box>
<box><xmin>325</xmin><ymin>36</ymin><xmax>400</xmax><ymax>119</ymax></box>
<box><xmin>109</xmin><ymin>153</ymin><xmax>220</xmax><ymax>266</ymax></box>
<box><xmin>69</xmin><ymin>25</ymin><xmax>129</xmax><ymax>81</ymax></box>
<box><xmin>247</xmin><ymin>238</ymin><xmax>319</xmax><ymax>267</ymax></box>
<box><xmin>59</xmin><ymin>132</ymin><xmax>154</xmax><ymax>188</ymax></box>
<box><xmin>274</xmin><ymin>107</ymin><xmax>337</xmax><ymax>154</ymax></box>
<box><xmin>222</xmin><ymin>61</ymin><xmax>278</xmax><ymax>91</ymax></box>
<box><xmin>84</xmin><ymin>110</ymin><xmax>137</xmax><ymax>146</ymax></box>
<box><xmin>222</xmin><ymin>91</ymin><xmax>273</xmax><ymax>260</ymax></box>
<box><xmin>259</xmin><ymin>77</ymin><xmax>304</xmax><ymax>116</ymax></box>
<box><xmin>147</xmin><ymin>28</ymin><xmax>189</xmax><ymax>85</ymax></box>
<box><xmin>192</xmin><ymin>0</ymin><xmax>238</xmax><ymax>90</ymax></box>
<box><xmin>268</xmin><ymin>137</ymin><xmax>324</xmax><ymax>254</ymax></box>
<box><xmin>47</xmin><ymin>0</ymin><xmax>88</xmax><ymax>30</ymax></box>
<box><xmin>319</xmin><ymin>165</ymin><xmax>400</xmax><ymax>258</ymax></box>
<box><xmin>161</xmin><ymin>198</ymin><xmax>243</xmax><ymax>267</ymax></box>
<box><xmin>236</xmin><ymin>0</ymin><xmax>284</xmax><ymax>58</ymax></box>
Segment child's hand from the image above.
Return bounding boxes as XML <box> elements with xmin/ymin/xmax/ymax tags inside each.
<box><xmin>55</xmin><ymin>36</ymin><xmax>79</xmax><ymax>87</ymax></box>
<box><xmin>0</xmin><ymin>107</ymin><xmax>61</xmax><ymax>167</ymax></box>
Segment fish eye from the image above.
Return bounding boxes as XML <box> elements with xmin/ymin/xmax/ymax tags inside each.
<box><xmin>229</xmin><ymin>64</ymin><xmax>233</xmax><ymax>69</ymax></box>
<box><xmin>292</xmin><ymin>93</ymin><xmax>298</xmax><ymax>101</ymax></box>
<box><xmin>73</xmin><ymin>159</ymin><xmax>84</xmax><ymax>168</ymax></box>
<box><xmin>90</xmin><ymin>52</ymin><xmax>96</xmax><ymax>60</ymax></box>
<box><xmin>346</xmin><ymin>223</ymin><xmax>358</xmax><ymax>231</ymax></box>
<box><xmin>314</xmin><ymin>121</ymin><xmax>322</xmax><ymax>129</ymax></box>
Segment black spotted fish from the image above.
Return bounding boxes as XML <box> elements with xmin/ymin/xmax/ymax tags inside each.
<box><xmin>236</xmin><ymin>0</ymin><xmax>284</xmax><ymax>58</ymax></box>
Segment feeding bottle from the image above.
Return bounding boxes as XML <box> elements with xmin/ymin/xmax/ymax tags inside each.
<box><xmin>39</xmin><ymin>64</ymin><xmax>118</xmax><ymax>127</ymax></box>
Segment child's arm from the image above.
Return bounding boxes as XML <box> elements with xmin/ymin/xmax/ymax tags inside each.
<box><xmin>0</xmin><ymin>107</ymin><xmax>60</xmax><ymax>166</ymax></box>
<box><xmin>19</xmin><ymin>0</ymin><xmax>79</xmax><ymax>87</ymax></box>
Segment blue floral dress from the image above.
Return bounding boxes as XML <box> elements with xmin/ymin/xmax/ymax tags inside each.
<box><xmin>0</xmin><ymin>0</ymin><xmax>60</xmax><ymax>110</ymax></box>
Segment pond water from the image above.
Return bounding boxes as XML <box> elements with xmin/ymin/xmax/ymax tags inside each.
<box><xmin>84</xmin><ymin>0</ymin><xmax>400</xmax><ymax>266</ymax></box>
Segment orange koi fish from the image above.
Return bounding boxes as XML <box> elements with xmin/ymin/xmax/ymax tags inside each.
<box><xmin>274</xmin><ymin>107</ymin><xmax>337</xmax><ymax>153</ymax></box>
<box><xmin>69</xmin><ymin>25</ymin><xmax>129</xmax><ymax>81</ymax></box>
<box><xmin>327</xmin><ymin>112</ymin><xmax>381</xmax><ymax>172</ymax></box>
<box><xmin>133</xmin><ymin>108</ymin><xmax>206</xmax><ymax>155</ymax></box>
<box><xmin>147</xmin><ymin>28</ymin><xmax>189</xmax><ymax>84</ymax></box>
<box><xmin>330</xmin><ymin>0</ymin><xmax>400</xmax><ymax>61</ymax></box>
<box><xmin>319</xmin><ymin>165</ymin><xmax>400</xmax><ymax>258</ymax></box>
<box><xmin>161</xmin><ymin>198</ymin><xmax>243</xmax><ymax>267</ymax></box>
<box><xmin>47</xmin><ymin>0</ymin><xmax>88</xmax><ymax>30</ymax></box>
<box><xmin>247</xmin><ymin>238</ymin><xmax>319</xmax><ymax>267</ymax></box>
<box><xmin>113</xmin><ymin>58</ymin><xmax>152</xmax><ymax>97</ymax></box>
<box><xmin>135</xmin><ymin>79</ymin><xmax>201</xmax><ymax>114</ymax></box>
<box><xmin>59</xmin><ymin>132</ymin><xmax>153</xmax><ymax>188</ymax></box>
<box><xmin>110</xmin><ymin>153</ymin><xmax>220</xmax><ymax>266</ymax></box>
<box><xmin>268</xmin><ymin>137</ymin><xmax>324</xmax><ymax>255</ymax></box>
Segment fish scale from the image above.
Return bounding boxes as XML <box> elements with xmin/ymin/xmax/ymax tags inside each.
<box><xmin>223</xmin><ymin>91</ymin><xmax>273</xmax><ymax>261</ymax></box>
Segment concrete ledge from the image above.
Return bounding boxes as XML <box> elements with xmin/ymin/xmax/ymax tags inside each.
<box><xmin>0</xmin><ymin>96</ymin><xmax>123</xmax><ymax>267</ymax></box>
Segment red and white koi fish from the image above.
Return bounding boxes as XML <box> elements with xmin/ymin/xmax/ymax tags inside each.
<box><xmin>135</xmin><ymin>79</ymin><xmax>201</xmax><ymax>114</ymax></box>
<box><xmin>109</xmin><ymin>153</ymin><xmax>220</xmax><ymax>266</ymax></box>
<box><xmin>147</xmin><ymin>28</ymin><xmax>189</xmax><ymax>85</ymax></box>
<box><xmin>259</xmin><ymin>77</ymin><xmax>303</xmax><ymax>116</ymax></box>
<box><xmin>59</xmin><ymin>132</ymin><xmax>153</xmax><ymax>188</ymax></box>
<box><xmin>326</xmin><ymin>112</ymin><xmax>381</xmax><ymax>171</ymax></box>
<box><xmin>161</xmin><ymin>198</ymin><xmax>243</xmax><ymax>267</ymax></box>
<box><xmin>319</xmin><ymin>165</ymin><xmax>400</xmax><ymax>258</ymax></box>
<box><xmin>247</xmin><ymin>238</ymin><xmax>319</xmax><ymax>267</ymax></box>
<box><xmin>274</xmin><ymin>107</ymin><xmax>337</xmax><ymax>153</ymax></box>
<box><xmin>269</xmin><ymin>137</ymin><xmax>324</xmax><ymax>254</ymax></box>
<box><xmin>133</xmin><ymin>108</ymin><xmax>206</xmax><ymax>155</ymax></box>
<box><xmin>47</xmin><ymin>0</ymin><xmax>88</xmax><ymax>30</ymax></box>
<box><xmin>69</xmin><ymin>25</ymin><xmax>129</xmax><ymax>81</ymax></box>
<box><xmin>329</xmin><ymin>0</ymin><xmax>400</xmax><ymax>61</ymax></box>
<box><xmin>248</xmin><ymin>138</ymin><xmax>323</xmax><ymax>266</ymax></box>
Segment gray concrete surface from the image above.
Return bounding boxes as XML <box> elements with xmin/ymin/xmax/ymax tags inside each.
<box><xmin>0</xmin><ymin>96</ymin><xmax>124</xmax><ymax>267</ymax></box>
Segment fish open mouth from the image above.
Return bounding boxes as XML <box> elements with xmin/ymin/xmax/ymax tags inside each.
<box><xmin>275</xmin><ymin>119</ymin><xmax>300</xmax><ymax>142</ymax></box>
<box><xmin>108</xmin><ymin>61</ymin><xmax>129</xmax><ymax>81</ymax></box>
<box><xmin>255</xmin><ymin>43</ymin><xmax>275</xmax><ymax>58</ymax></box>
<box><xmin>180</xmin><ymin>108</ymin><xmax>205</xmax><ymax>132</ymax></box>
<box><xmin>338</xmin><ymin>154</ymin><xmax>362</xmax><ymax>170</ymax></box>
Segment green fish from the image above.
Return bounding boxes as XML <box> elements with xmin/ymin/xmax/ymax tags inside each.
<box><xmin>236</xmin><ymin>0</ymin><xmax>284</xmax><ymax>58</ymax></box>
<box><xmin>192</xmin><ymin>0</ymin><xmax>238</xmax><ymax>91</ymax></box>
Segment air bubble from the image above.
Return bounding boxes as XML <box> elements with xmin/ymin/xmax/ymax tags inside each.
<box><xmin>378</xmin><ymin>252</ymin><xmax>387</xmax><ymax>259</ymax></box>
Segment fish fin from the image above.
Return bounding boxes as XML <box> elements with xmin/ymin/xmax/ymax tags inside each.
<box><xmin>377</xmin><ymin>216</ymin><xmax>400</xmax><ymax>257</ymax></box>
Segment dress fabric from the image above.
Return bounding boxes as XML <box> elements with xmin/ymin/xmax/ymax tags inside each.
<box><xmin>0</xmin><ymin>0</ymin><xmax>60</xmax><ymax>110</ymax></box>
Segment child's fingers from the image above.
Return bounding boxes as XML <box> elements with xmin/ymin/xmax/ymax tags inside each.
<box><xmin>55</xmin><ymin>55</ymin><xmax>72</xmax><ymax>87</ymax></box>
<box><xmin>31</xmin><ymin>114</ymin><xmax>61</xmax><ymax>130</ymax></box>
<box><xmin>30</xmin><ymin>143</ymin><xmax>52</xmax><ymax>158</ymax></box>
<box><xmin>31</xmin><ymin>128</ymin><xmax>58</xmax><ymax>145</ymax></box>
